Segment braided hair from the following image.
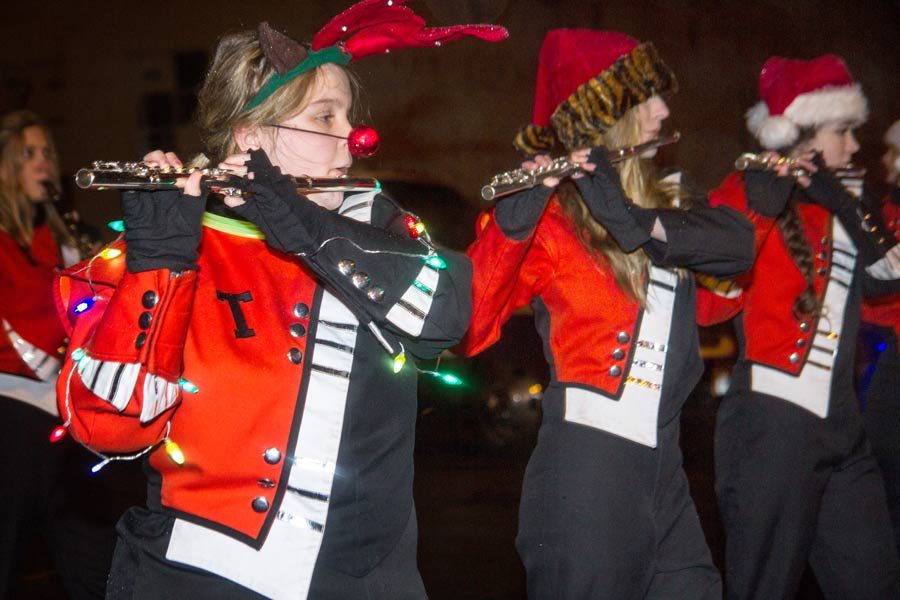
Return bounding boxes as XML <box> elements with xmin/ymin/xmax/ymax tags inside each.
<box><xmin>776</xmin><ymin>127</ymin><xmax>820</xmax><ymax>318</ymax></box>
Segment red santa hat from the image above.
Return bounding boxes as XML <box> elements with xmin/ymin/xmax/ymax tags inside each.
<box><xmin>515</xmin><ymin>29</ymin><xmax>677</xmax><ymax>154</ymax></box>
<box><xmin>746</xmin><ymin>54</ymin><xmax>868</xmax><ymax>150</ymax></box>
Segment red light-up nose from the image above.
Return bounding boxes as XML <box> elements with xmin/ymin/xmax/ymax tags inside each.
<box><xmin>348</xmin><ymin>125</ymin><xmax>379</xmax><ymax>158</ymax></box>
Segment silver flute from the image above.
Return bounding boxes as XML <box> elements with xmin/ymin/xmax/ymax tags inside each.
<box><xmin>734</xmin><ymin>153</ymin><xmax>865</xmax><ymax>179</ymax></box>
<box><xmin>481</xmin><ymin>132</ymin><xmax>681</xmax><ymax>201</ymax></box>
<box><xmin>75</xmin><ymin>161</ymin><xmax>380</xmax><ymax>196</ymax></box>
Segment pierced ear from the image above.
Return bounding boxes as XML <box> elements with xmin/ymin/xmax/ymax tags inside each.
<box><xmin>233</xmin><ymin>126</ymin><xmax>262</xmax><ymax>152</ymax></box>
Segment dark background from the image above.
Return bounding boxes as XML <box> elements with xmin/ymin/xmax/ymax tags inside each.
<box><xmin>4</xmin><ymin>1</ymin><xmax>899</xmax><ymax>598</ymax></box>
<box><xmin>3</xmin><ymin>1</ymin><xmax>900</xmax><ymax>227</ymax></box>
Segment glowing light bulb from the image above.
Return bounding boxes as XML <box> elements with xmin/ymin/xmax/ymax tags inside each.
<box><xmin>405</xmin><ymin>215</ymin><xmax>420</xmax><ymax>239</ymax></box>
<box><xmin>415</xmin><ymin>222</ymin><xmax>426</xmax><ymax>235</ymax></box>
<box><xmin>71</xmin><ymin>348</ymin><xmax>86</xmax><ymax>362</ymax></box>
<box><xmin>392</xmin><ymin>352</ymin><xmax>407</xmax><ymax>373</ymax></box>
<box><xmin>165</xmin><ymin>439</ymin><xmax>185</xmax><ymax>465</ymax></box>
<box><xmin>424</xmin><ymin>255</ymin><xmax>447</xmax><ymax>270</ymax></box>
<box><xmin>49</xmin><ymin>425</ymin><xmax>68</xmax><ymax>443</ymax></box>
<box><xmin>91</xmin><ymin>458</ymin><xmax>111</xmax><ymax>473</ymax></box>
<box><xmin>73</xmin><ymin>297</ymin><xmax>95</xmax><ymax>314</ymax></box>
<box><xmin>107</xmin><ymin>220</ymin><xmax>125</xmax><ymax>232</ymax></box>
<box><xmin>440</xmin><ymin>373</ymin><xmax>463</xmax><ymax>386</ymax></box>
<box><xmin>100</xmin><ymin>247</ymin><xmax>122</xmax><ymax>260</ymax></box>
<box><xmin>528</xmin><ymin>383</ymin><xmax>543</xmax><ymax>395</ymax></box>
<box><xmin>178</xmin><ymin>378</ymin><xmax>199</xmax><ymax>394</ymax></box>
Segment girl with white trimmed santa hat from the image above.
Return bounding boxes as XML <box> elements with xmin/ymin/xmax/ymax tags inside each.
<box><xmin>697</xmin><ymin>54</ymin><xmax>900</xmax><ymax>599</ymax></box>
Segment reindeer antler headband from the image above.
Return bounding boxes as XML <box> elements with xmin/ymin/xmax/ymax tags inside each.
<box><xmin>245</xmin><ymin>0</ymin><xmax>508</xmax><ymax>112</ymax></box>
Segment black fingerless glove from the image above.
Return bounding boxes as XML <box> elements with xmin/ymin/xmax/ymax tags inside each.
<box><xmin>122</xmin><ymin>187</ymin><xmax>206</xmax><ymax>273</ymax></box>
<box><xmin>743</xmin><ymin>169</ymin><xmax>795</xmax><ymax>218</ymax></box>
<box><xmin>494</xmin><ymin>184</ymin><xmax>554</xmax><ymax>240</ymax></box>
<box><xmin>802</xmin><ymin>154</ymin><xmax>855</xmax><ymax>214</ymax></box>
<box><xmin>573</xmin><ymin>146</ymin><xmax>657</xmax><ymax>252</ymax></box>
<box><xmin>228</xmin><ymin>150</ymin><xmax>319</xmax><ymax>254</ymax></box>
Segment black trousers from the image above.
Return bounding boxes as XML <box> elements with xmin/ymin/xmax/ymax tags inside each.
<box><xmin>716</xmin><ymin>369</ymin><xmax>900</xmax><ymax>600</ymax></box>
<box><xmin>516</xmin><ymin>392</ymin><xmax>721</xmax><ymax>600</ymax></box>
<box><xmin>0</xmin><ymin>395</ymin><xmax>121</xmax><ymax>599</ymax></box>
<box><xmin>106</xmin><ymin>505</ymin><xmax>427</xmax><ymax>600</ymax></box>
<box><xmin>862</xmin><ymin>338</ymin><xmax>900</xmax><ymax>552</ymax></box>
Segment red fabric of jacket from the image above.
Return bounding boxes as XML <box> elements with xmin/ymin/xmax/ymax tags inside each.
<box><xmin>0</xmin><ymin>225</ymin><xmax>67</xmax><ymax>378</ymax></box>
<box><xmin>696</xmin><ymin>172</ymin><xmax>841</xmax><ymax>374</ymax></box>
<box><xmin>56</xmin><ymin>228</ymin><xmax>318</xmax><ymax>542</ymax></box>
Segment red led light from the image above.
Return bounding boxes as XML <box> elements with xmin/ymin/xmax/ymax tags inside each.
<box><xmin>49</xmin><ymin>425</ymin><xmax>67</xmax><ymax>443</ymax></box>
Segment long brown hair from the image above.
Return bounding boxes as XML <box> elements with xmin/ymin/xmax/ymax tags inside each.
<box><xmin>0</xmin><ymin>110</ymin><xmax>72</xmax><ymax>248</ymax></box>
<box><xmin>195</xmin><ymin>30</ymin><xmax>361</xmax><ymax>166</ymax></box>
<box><xmin>556</xmin><ymin>105</ymin><xmax>686</xmax><ymax>305</ymax></box>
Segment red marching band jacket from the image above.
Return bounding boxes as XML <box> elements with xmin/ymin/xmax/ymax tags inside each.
<box><xmin>55</xmin><ymin>229</ymin><xmax>312</xmax><ymax>539</ymax></box>
<box><xmin>0</xmin><ymin>225</ymin><xmax>68</xmax><ymax>384</ymax></box>
<box><xmin>695</xmin><ymin>171</ymin><xmax>838</xmax><ymax>374</ymax></box>
<box><xmin>463</xmin><ymin>201</ymin><xmax>643</xmax><ymax>397</ymax></box>
<box><xmin>54</xmin><ymin>193</ymin><xmax>471</xmax><ymax>599</ymax></box>
<box><xmin>459</xmin><ymin>192</ymin><xmax>756</xmax><ymax>449</ymax></box>
<box><xmin>861</xmin><ymin>197</ymin><xmax>900</xmax><ymax>338</ymax></box>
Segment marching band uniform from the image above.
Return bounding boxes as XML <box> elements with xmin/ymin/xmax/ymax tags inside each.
<box><xmin>57</xmin><ymin>190</ymin><xmax>471</xmax><ymax>600</ymax></box>
<box><xmin>1</xmin><ymin>215</ymin><xmax>68</xmax><ymax>398</ymax></box>
<box><xmin>860</xmin><ymin>124</ymin><xmax>900</xmax><ymax>549</ymax></box>
<box><xmin>0</xmin><ymin>202</ymin><xmax>120</xmax><ymax>599</ymax></box>
<box><xmin>697</xmin><ymin>56</ymin><xmax>900</xmax><ymax>599</ymax></box>
<box><xmin>463</xmin><ymin>30</ymin><xmax>754</xmax><ymax>599</ymax></box>
<box><xmin>53</xmin><ymin>3</ymin><xmax>508</xmax><ymax>597</ymax></box>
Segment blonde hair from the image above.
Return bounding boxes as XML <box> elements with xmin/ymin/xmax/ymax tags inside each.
<box><xmin>0</xmin><ymin>110</ymin><xmax>71</xmax><ymax>248</ymax></box>
<box><xmin>195</xmin><ymin>30</ymin><xmax>360</xmax><ymax>165</ymax></box>
<box><xmin>556</xmin><ymin>105</ymin><xmax>684</xmax><ymax>305</ymax></box>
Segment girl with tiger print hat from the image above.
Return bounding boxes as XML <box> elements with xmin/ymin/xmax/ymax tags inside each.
<box><xmin>460</xmin><ymin>29</ymin><xmax>755</xmax><ymax>598</ymax></box>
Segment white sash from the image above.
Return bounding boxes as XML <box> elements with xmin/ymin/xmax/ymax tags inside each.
<box><xmin>165</xmin><ymin>194</ymin><xmax>374</xmax><ymax>600</ymax></box>
<box><xmin>750</xmin><ymin>219</ymin><xmax>855</xmax><ymax>418</ymax></box>
<box><xmin>565</xmin><ymin>267</ymin><xmax>677</xmax><ymax>448</ymax></box>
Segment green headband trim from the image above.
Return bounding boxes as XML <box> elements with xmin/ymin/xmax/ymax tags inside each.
<box><xmin>202</xmin><ymin>211</ymin><xmax>266</xmax><ymax>239</ymax></box>
<box><xmin>244</xmin><ymin>45</ymin><xmax>352</xmax><ymax>112</ymax></box>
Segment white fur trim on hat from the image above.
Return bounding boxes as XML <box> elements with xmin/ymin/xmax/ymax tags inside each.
<box><xmin>746</xmin><ymin>101</ymin><xmax>799</xmax><ymax>150</ymax></box>
<box><xmin>885</xmin><ymin>119</ymin><xmax>900</xmax><ymax>149</ymax></box>
<box><xmin>746</xmin><ymin>84</ymin><xmax>868</xmax><ymax>150</ymax></box>
<box><xmin>784</xmin><ymin>83</ymin><xmax>867</xmax><ymax>129</ymax></box>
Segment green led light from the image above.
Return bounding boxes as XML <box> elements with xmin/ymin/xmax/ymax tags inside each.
<box><xmin>440</xmin><ymin>373</ymin><xmax>462</xmax><ymax>385</ymax></box>
<box><xmin>423</xmin><ymin>255</ymin><xmax>447</xmax><ymax>270</ymax></box>
<box><xmin>107</xmin><ymin>220</ymin><xmax>125</xmax><ymax>232</ymax></box>
<box><xmin>71</xmin><ymin>347</ymin><xmax>86</xmax><ymax>362</ymax></box>
<box><xmin>178</xmin><ymin>378</ymin><xmax>199</xmax><ymax>394</ymax></box>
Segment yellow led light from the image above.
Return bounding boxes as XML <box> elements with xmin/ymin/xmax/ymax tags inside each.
<box><xmin>165</xmin><ymin>439</ymin><xmax>186</xmax><ymax>465</ymax></box>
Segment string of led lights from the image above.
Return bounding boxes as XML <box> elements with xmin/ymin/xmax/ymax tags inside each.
<box><xmin>53</xmin><ymin>211</ymin><xmax>463</xmax><ymax>472</ymax></box>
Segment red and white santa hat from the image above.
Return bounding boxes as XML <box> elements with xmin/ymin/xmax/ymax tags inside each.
<box><xmin>746</xmin><ymin>54</ymin><xmax>868</xmax><ymax>150</ymax></box>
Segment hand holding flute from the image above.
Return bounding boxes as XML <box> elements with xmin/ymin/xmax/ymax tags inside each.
<box><xmin>481</xmin><ymin>132</ymin><xmax>680</xmax><ymax>201</ymax></box>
